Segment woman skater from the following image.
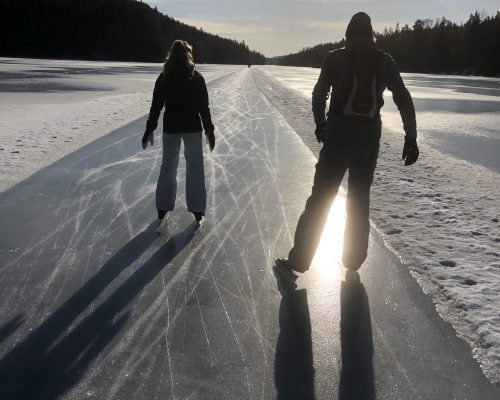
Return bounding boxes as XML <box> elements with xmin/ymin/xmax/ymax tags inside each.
<box><xmin>142</xmin><ymin>40</ymin><xmax>215</xmax><ymax>228</ymax></box>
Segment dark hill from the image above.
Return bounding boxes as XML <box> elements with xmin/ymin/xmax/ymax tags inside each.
<box><xmin>0</xmin><ymin>0</ymin><xmax>265</xmax><ymax>64</ymax></box>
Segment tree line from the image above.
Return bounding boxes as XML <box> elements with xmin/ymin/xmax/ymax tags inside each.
<box><xmin>0</xmin><ymin>0</ymin><xmax>265</xmax><ymax>65</ymax></box>
<box><xmin>274</xmin><ymin>11</ymin><xmax>500</xmax><ymax>77</ymax></box>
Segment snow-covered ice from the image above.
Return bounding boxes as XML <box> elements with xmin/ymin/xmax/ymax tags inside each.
<box><xmin>0</xmin><ymin>58</ymin><xmax>239</xmax><ymax>192</ymax></box>
<box><xmin>255</xmin><ymin>65</ymin><xmax>500</xmax><ymax>383</ymax></box>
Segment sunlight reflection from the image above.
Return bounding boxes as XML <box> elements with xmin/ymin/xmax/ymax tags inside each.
<box><xmin>310</xmin><ymin>191</ymin><xmax>347</xmax><ymax>281</ymax></box>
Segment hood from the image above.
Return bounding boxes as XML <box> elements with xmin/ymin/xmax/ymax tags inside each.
<box><xmin>345</xmin><ymin>37</ymin><xmax>376</xmax><ymax>58</ymax></box>
<box><xmin>346</xmin><ymin>12</ymin><xmax>373</xmax><ymax>40</ymax></box>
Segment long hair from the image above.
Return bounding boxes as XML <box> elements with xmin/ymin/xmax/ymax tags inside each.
<box><xmin>163</xmin><ymin>40</ymin><xmax>195</xmax><ymax>76</ymax></box>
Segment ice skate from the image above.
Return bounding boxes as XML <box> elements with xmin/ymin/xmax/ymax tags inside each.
<box><xmin>157</xmin><ymin>212</ymin><xmax>169</xmax><ymax>234</ymax></box>
<box><xmin>193</xmin><ymin>212</ymin><xmax>203</xmax><ymax>223</ymax></box>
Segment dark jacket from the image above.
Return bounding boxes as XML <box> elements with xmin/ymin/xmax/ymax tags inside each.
<box><xmin>146</xmin><ymin>68</ymin><xmax>214</xmax><ymax>134</ymax></box>
<box><xmin>312</xmin><ymin>40</ymin><xmax>417</xmax><ymax>140</ymax></box>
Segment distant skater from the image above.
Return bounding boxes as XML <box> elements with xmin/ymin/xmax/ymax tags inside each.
<box><xmin>276</xmin><ymin>12</ymin><xmax>419</xmax><ymax>282</ymax></box>
<box><xmin>142</xmin><ymin>40</ymin><xmax>215</xmax><ymax>229</ymax></box>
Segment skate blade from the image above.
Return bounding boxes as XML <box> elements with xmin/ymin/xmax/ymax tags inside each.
<box><xmin>156</xmin><ymin>218</ymin><xmax>169</xmax><ymax>234</ymax></box>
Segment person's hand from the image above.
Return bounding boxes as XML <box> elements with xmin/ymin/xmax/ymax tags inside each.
<box><xmin>142</xmin><ymin>130</ymin><xmax>154</xmax><ymax>150</ymax></box>
<box><xmin>402</xmin><ymin>138</ymin><xmax>419</xmax><ymax>165</ymax></box>
<box><xmin>314</xmin><ymin>121</ymin><xmax>327</xmax><ymax>143</ymax></box>
<box><xmin>206</xmin><ymin>129</ymin><xmax>215</xmax><ymax>151</ymax></box>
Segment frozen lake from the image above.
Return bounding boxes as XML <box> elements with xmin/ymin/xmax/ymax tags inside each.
<box><xmin>0</xmin><ymin>59</ymin><xmax>499</xmax><ymax>393</ymax></box>
<box><xmin>0</xmin><ymin>59</ymin><xmax>498</xmax><ymax>400</ymax></box>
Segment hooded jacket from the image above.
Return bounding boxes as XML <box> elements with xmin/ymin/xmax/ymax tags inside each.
<box><xmin>146</xmin><ymin>68</ymin><xmax>214</xmax><ymax>134</ymax></box>
<box><xmin>312</xmin><ymin>39</ymin><xmax>417</xmax><ymax>140</ymax></box>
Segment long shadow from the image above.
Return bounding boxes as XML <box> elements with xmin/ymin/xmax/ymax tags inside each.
<box><xmin>275</xmin><ymin>288</ymin><xmax>316</xmax><ymax>400</ymax></box>
<box><xmin>0</xmin><ymin>221</ymin><xmax>198</xmax><ymax>400</ymax></box>
<box><xmin>0</xmin><ymin>315</ymin><xmax>24</xmax><ymax>345</ymax></box>
<box><xmin>338</xmin><ymin>271</ymin><xmax>375</xmax><ymax>400</ymax></box>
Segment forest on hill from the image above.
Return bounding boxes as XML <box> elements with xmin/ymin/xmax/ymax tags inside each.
<box><xmin>274</xmin><ymin>11</ymin><xmax>500</xmax><ymax>77</ymax></box>
<box><xmin>0</xmin><ymin>0</ymin><xmax>265</xmax><ymax>65</ymax></box>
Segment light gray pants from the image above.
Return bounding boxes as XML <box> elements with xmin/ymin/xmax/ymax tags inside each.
<box><xmin>156</xmin><ymin>133</ymin><xmax>206</xmax><ymax>214</ymax></box>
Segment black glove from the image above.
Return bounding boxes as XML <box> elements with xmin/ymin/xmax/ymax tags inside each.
<box><xmin>142</xmin><ymin>130</ymin><xmax>154</xmax><ymax>150</ymax></box>
<box><xmin>315</xmin><ymin>121</ymin><xmax>327</xmax><ymax>143</ymax></box>
<box><xmin>402</xmin><ymin>138</ymin><xmax>419</xmax><ymax>165</ymax></box>
<box><xmin>205</xmin><ymin>129</ymin><xmax>215</xmax><ymax>151</ymax></box>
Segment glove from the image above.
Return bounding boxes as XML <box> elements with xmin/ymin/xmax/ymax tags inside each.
<box><xmin>142</xmin><ymin>130</ymin><xmax>154</xmax><ymax>150</ymax></box>
<box><xmin>314</xmin><ymin>121</ymin><xmax>327</xmax><ymax>143</ymax></box>
<box><xmin>206</xmin><ymin>129</ymin><xmax>215</xmax><ymax>151</ymax></box>
<box><xmin>402</xmin><ymin>138</ymin><xmax>419</xmax><ymax>166</ymax></box>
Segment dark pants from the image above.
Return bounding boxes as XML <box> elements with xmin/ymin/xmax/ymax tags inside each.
<box><xmin>288</xmin><ymin>120</ymin><xmax>380</xmax><ymax>272</ymax></box>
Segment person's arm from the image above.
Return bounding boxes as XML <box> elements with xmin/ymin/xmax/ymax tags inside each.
<box><xmin>142</xmin><ymin>73</ymin><xmax>166</xmax><ymax>149</ymax></box>
<box><xmin>145</xmin><ymin>73</ymin><xmax>166</xmax><ymax>134</ymax></box>
<box><xmin>198</xmin><ymin>74</ymin><xmax>214</xmax><ymax>132</ymax></box>
<box><xmin>386</xmin><ymin>56</ymin><xmax>419</xmax><ymax>165</ymax></box>
<box><xmin>197</xmin><ymin>74</ymin><xmax>215</xmax><ymax>151</ymax></box>
<box><xmin>312</xmin><ymin>53</ymin><xmax>333</xmax><ymax>142</ymax></box>
<box><xmin>312</xmin><ymin>53</ymin><xmax>333</xmax><ymax>126</ymax></box>
<box><xmin>386</xmin><ymin>56</ymin><xmax>417</xmax><ymax>141</ymax></box>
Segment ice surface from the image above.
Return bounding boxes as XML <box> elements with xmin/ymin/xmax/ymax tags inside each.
<box><xmin>0</xmin><ymin>62</ymin><xmax>499</xmax><ymax>398</ymax></box>
<box><xmin>0</xmin><ymin>67</ymin><xmax>324</xmax><ymax>399</ymax></box>
<box><xmin>0</xmin><ymin>58</ymin><xmax>240</xmax><ymax>192</ymax></box>
<box><xmin>256</xmin><ymin>65</ymin><xmax>500</xmax><ymax>383</ymax></box>
<box><xmin>2</xmin><ymin>57</ymin><xmax>496</xmax><ymax>382</ymax></box>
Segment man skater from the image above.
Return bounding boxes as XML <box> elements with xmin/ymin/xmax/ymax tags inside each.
<box><xmin>276</xmin><ymin>12</ymin><xmax>419</xmax><ymax>285</ymax></box>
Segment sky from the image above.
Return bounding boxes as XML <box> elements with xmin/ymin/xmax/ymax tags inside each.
<box><xmin>144</xmin><ymin>1</ymin><xmax>500</xmax><ymax>57</ymax></box>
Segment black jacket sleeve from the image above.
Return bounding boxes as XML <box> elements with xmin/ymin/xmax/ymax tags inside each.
<box><xmin>146</xmin><ymin>73</ymin><xmax>166</xmax><ymax>133</ymax></box>
<box><xmin>312</xmin><ymin>52</ymin><xmax>333</xmax><ymax>126</ymax></box>
<box><xmin>386</xmin><ymin>56</ymin><xmax>417</xmax><ymax>140</ymax></box>
<box><xmin>197</xmin><ymin>74</ymin><xmax>214</xmax><ymax>133</ymax></box>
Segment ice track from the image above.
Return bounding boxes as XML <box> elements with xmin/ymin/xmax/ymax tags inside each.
<box><xmin>0</xmin><ymin>68</ymin><xmax>498</xmax><ymax>399</ymax></box>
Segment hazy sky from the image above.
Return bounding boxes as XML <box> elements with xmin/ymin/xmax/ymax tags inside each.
<box><xmin>144</xmin><ymin>1</ymin><xmax>499</xmax><ymax>57</ymax></box>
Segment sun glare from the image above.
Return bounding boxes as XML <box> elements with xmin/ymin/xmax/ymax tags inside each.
<box><xmin>310</xmin><ymin>192</ymin><xmax>347</xmax><ymax>280</ymax></box>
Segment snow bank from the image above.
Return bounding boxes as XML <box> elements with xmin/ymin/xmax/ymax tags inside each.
<box><xmin>254</xmin><ymin>66</ymin><xmax>500</xmax><ymax>383</ymax></box>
